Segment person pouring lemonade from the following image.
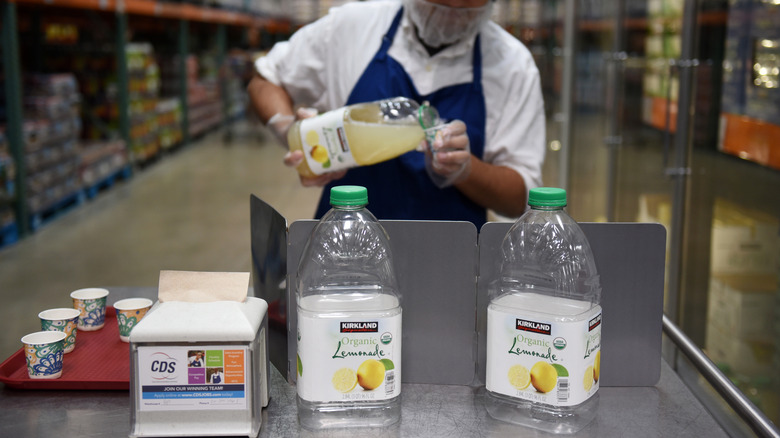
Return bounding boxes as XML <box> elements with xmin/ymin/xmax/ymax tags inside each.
<box><xmin>248</xmin><ymin>0</ymin><xmax>545</xmax><ymax>228</ymax></box>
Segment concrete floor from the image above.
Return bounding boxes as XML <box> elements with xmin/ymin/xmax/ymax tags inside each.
<box><xmin>0</xmin><ymin>122</ymin><xmax>323</xmax><ymax>360</ymax></box>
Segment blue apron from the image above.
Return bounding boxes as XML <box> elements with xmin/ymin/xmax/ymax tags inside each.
<box><xmin>315</xmin><ymin>7</ymin><xmax>487</xmax><ymax>228</ymax></box>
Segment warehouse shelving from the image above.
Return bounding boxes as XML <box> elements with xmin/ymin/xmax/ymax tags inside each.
<box><xmin>1</xmin><ymin>0</ymin><xmax>291</xmax><ymax>241</ymax></box>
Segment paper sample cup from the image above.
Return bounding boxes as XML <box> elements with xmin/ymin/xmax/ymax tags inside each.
<box><xmin>113</xmin><ymin>298</ymin><xmax>153</xmax><ymax>342</ymax></box>
<box><xmin>70</xmin><ymin>288</ymin><xmax>110</xmax><ymax>331</ymax></box>
<box><xmin>38</xmin><ymin>308</ymin><xmax>81</xmax><ymax>353</ymax></box>
<box><xmin>21</xmin><ymin>331</ymin><xmax>67</xmax><ymax>379</ymax></box>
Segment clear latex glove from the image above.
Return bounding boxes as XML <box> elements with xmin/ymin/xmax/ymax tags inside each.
<box><xmin>280</xmin><ymin>108</ymin><xmax>347</xmax><ymax>188</ymax></box>
<box><xmin>266</xmin><ymin>107</ymin><xmax>318</xmax><ymax>149</ymax></box>
<box><xmin>424</xmin><ymin>120</ymin><xmax>472</xmax><ymax>188</ymax></box>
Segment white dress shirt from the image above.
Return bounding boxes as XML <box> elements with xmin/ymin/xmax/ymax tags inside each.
<box><xmin>255</xmin><ymin>0</ymin><xmax>545</xmax><ymax>198</ymax></box>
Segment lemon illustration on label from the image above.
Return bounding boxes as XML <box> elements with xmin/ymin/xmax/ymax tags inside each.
<box><xmin>332</xmin><ymin>368</ymin><xmax>357</xmax><ymax>393</ymax></box>
<box><xmin>305</xmin><ymin>130</ymin><xmax>320</xmax><ymax>146</ymax></box>
<box><xmin>530</xmin><ymin>361</ymin><xmax>558</xmax><ymax>393</ymax></box>
<box><xmin>357</xmin><ymin>359</ymin><xmax>385</xmax><ymax>391</ymax></box>
<box><xmin>583</xmin><ymin>365</ymin><xmax>594</xmax><ymax>391</ymax></box>
<box><xmin>310</xmin><ymin>145</ymin><xmax>329</xmax><ymax>164</ymax></box>
<box><xmin>507</xmin><ymin>364</ymin><xmax>531</xmax><ymax>390</ymax></box>
<box><xmin>594</xmin><ymin>351</ymin><xmax>601</xmax><ymax>382</ymax></box>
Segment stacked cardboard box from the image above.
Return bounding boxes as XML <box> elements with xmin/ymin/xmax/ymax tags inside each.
<box><xmin>705</xmin><ymin>199</ymin><xmax>779</xmax><ymax>421</ymax></box>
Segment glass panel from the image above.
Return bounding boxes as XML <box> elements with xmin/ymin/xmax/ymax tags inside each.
<box><xmin>500</xmin><ymin>0</ymin><xmax>780</xmax><ymax>428</ymax></box>
<box><xmin>683</xmin><ymin>0</ymin><xmax>780</xmax><ymax>428</ymax></box>
<box><xmin>492</xmin><ymin>0</ymin><xmax>566</xmax><ymax>191</ymax></box>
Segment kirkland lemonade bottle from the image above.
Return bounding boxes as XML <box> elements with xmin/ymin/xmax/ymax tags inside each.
<box><xmin>485</xmin><ymin>188</ymin><xmax>602</xmax><ymax>434</ymax></box>
<box><xmin>287</xmin><ymin>97</ymin><xmax>439</xmax><ymax>178</ymax></box>
<box><xmin>296</xmin><ymin>185</ymin><xmax>402</xmax><ymax>429</ymax></box>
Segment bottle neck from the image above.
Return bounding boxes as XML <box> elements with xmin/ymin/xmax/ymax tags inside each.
<box><xmin>334</xmin><ymin>205</ymin><xmax>366</xmax><ymax>212</ymax></box>
<box><xmin>529</xmin><ymin>205</ymin><xmax>564</xmax><ymax>212</ymax></box>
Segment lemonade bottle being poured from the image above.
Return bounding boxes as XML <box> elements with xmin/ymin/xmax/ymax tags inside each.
<box><xmin>296</xmin><ymin>185</ymin><xmax>402</xmax><ymax>429</ymax></box>
<box><xmin>287</xmin><ymin>97</ymin><xmax>439</xmax><ymax>178</ymax></box>
<box><xmin>485</xmin><ymin>187</ymin><xmax>602</xmax><ymax>434</ymax></box>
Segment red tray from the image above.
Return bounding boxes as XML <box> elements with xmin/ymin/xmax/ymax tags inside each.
<box><xmin>0</xmin><ymin>307</ymin><xmax>130</xmax><ymax>390</ymax></box>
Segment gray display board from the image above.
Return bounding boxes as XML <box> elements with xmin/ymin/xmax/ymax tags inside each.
<box><xmin>478</xmin><ymin>222</ymin><xmax>667</xmax><ymax>387</ymax></box>
<box><xmin>250</xmin><ymin>195</ymin><xmax>667</xmax><ymax>388</ymax></box>
<box><xmin>249</xmin><ymin>195</ymin><xmax>288</xmax><ymax>375</ymax></box>
<box><xmin>287</xmin><ymin>220</ymin><xmax>479</xmax><ymax>386</ymax></box>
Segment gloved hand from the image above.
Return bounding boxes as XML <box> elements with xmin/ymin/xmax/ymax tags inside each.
<box><xmin>276</xmin><ymin>108</ymin><xmax>347</xmax><ymax>187</ymax></box>
<box><xmin>266</xmin><ymin>107</ymin><xmax>318</xmax><ymax>149</ymax></box>
<box><xmin>424</xmin><ymin>120</ymin><xmax>472</xmax><ymax>188</ymax></box>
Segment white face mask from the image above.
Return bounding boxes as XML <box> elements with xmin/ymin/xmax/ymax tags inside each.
<box><xmin>404</xmin><ymin>0</ymin><xmax>493</xmax><ymax>49</ymax></box>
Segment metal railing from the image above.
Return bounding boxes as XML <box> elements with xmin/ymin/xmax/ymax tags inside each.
<box><xmin>662</xmin><ymin>315</ymin><xmax>780</xmax><ymax>438</ymax></box>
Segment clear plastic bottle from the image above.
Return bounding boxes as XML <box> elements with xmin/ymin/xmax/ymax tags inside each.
<box><xmin>287</xmin><ymin>97</ymin><xmax>439</xmax><ymax>178</ymax></box>
<box><xmin>485</xmin><ymin>187</ymin><xmax>602</xmax><ymax>434</ymax></box>
<box><xmin>296</xmin><ymin>185</ymin><xmax>402</xmax><ymax>429</ymax></box>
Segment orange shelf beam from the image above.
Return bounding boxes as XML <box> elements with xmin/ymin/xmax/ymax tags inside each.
<box><xmin>12</xmin><ymin>0</ymin><xmax>277</xmax><ymax>28</ymax></box>
<box><xmin>720</xmin><ymin>113</ymin><xmax>780</xmax><ymax>171</ymax></box>
<box><xmin>12</xmin><ymin>0</ymin><xmax>116</xmax><ymax>11</ymax></box>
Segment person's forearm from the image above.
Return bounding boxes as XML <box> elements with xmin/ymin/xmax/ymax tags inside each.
<box><xmin>454</xmin><ymin>156</ymin><xmax>528</xmax><ymax>218</ymax></box>
<box><xmin>247</xmin><ymin>74</ymin><xmax>294</xmax><ymax>124</ymax></box>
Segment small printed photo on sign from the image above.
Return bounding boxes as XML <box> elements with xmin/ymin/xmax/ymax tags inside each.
<box><xmin>188</xmin><ymin>350</ymin><xmax>205</xmax><ymax>367</ymax></box>
<box><xmin>208</xmin><ymin>367</ymin><xmax>225</xmax><ymax>384</ymax></box>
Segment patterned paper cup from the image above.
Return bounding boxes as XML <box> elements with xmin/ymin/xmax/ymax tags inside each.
<box><xmin>38</xmin><ymin>308</ymin><xmax>81</xmax><ymax>353</ymax></box>
<box><xmin>113</xmin><ymin>298</ymin><xmax>153</xmax><ymax>342</ymax></box>
<box><xmin>21</xmin><ymin>331</ymin><xmax>67</xmax><ymax>379</ymax></box>
<box><xmin>70</xmin><ymin>288</ymin><xmax>110</xmax><ymax>331</ymax></box>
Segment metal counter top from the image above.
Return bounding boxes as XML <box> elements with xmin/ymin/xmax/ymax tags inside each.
<box><xmin>0</xmin><ymin>287</ymin><xmax>728</xmax><ymax>437</ymax></box>
<box><xmin>0</xmin><ymin>356</ymin><xmax>727</xmax><ymax>438</ymax></box>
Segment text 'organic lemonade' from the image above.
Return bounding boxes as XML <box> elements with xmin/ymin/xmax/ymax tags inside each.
<box><xmin>485</xmin><ymin>188</ymin><xmax>602</xmax><ymax>434</ymax></box>
<box><xmin>296</xmin><ymin>186</ymin><xmax>402</xmax><ymax>429</ymax></box>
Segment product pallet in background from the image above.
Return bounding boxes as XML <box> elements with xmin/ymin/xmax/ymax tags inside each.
<box><xmin>641</xmin><ymin>0</ymin><xmax>683</xmax><ymax>132</ymax></box>
<box><xmin>127</xmin><ymin>43</ymin><xmax>163</xmax><ymax>163</ymax></box>
<box><xmin>187</xmin><ymin>79</ymin><xmax>223</xmax><ymax>138</ymax></box>
<box><xmin>718</xmin><ymin>0</ymin><xmax>780</xmax><ymax>171</ymax></box>
<box><xmin>156</xmin><ymin>98</ymin><xmax>183</xmax><ymax>151</ymax></box>
<box><xmin>158</xmin><ymin>54</ymin><xmax>224</xmax><ymax>140</ymax></box>
<box><xmin>186</xmin><ymin>55</ymin><xmax>224</xmax><ymax>138</ymax></box>
<box><xmin>78</xmin><ymin>44</ymin><xmax>167</xmax><ymax>165</ymax></box>
<box><xmin>79</xmin><ymin>139</ymin><xmax>130</xmax><ymax>199</ymax></box>
<box><xmin>22</xmin><ymin>74</ymin><xmax>86</xmax><ymax>229</ymax></box>
<box><xmin>129</xmin><ymin>98</ymin><xmax>162</xmax><ymax>163</ymax></box>
<box><xmin>223</xmin><ymin>53</ymin><xmax>252</xmax><ymax>122</ymax></box>
<box><xmin>0</xmin><ymin>129</ymin><xmax>18</xmax><ymax>249</ymax></box>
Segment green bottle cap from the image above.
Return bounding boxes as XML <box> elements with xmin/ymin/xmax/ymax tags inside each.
<box><xmin>528</xmin><ymin>187</ymin><xmax>567</xmax><ymax>207</ymax></box>
<box><xmin>330</xmin><ymin>185</ymin><xmax>368</xmax><ymax>207</ymax></box>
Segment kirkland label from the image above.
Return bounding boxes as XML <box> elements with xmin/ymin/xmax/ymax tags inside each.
<box><xmin>297</xmin><ymin>312</ymin><xmax>401</xmax><ymax>403</ymax></box>
<box><xmin>136</xmin><ymin>346</ymin><xmax>248</xmax><ymax>411</ymax></box>
<box><xmin>486</xmin><ymin>305</ymin><xmax>602</xmax><ymax>407</ymax></box>
<box><xmin>299</xmin><ymin>109</ymin><xmax>357</xmax><ymax>175</ymax></box>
